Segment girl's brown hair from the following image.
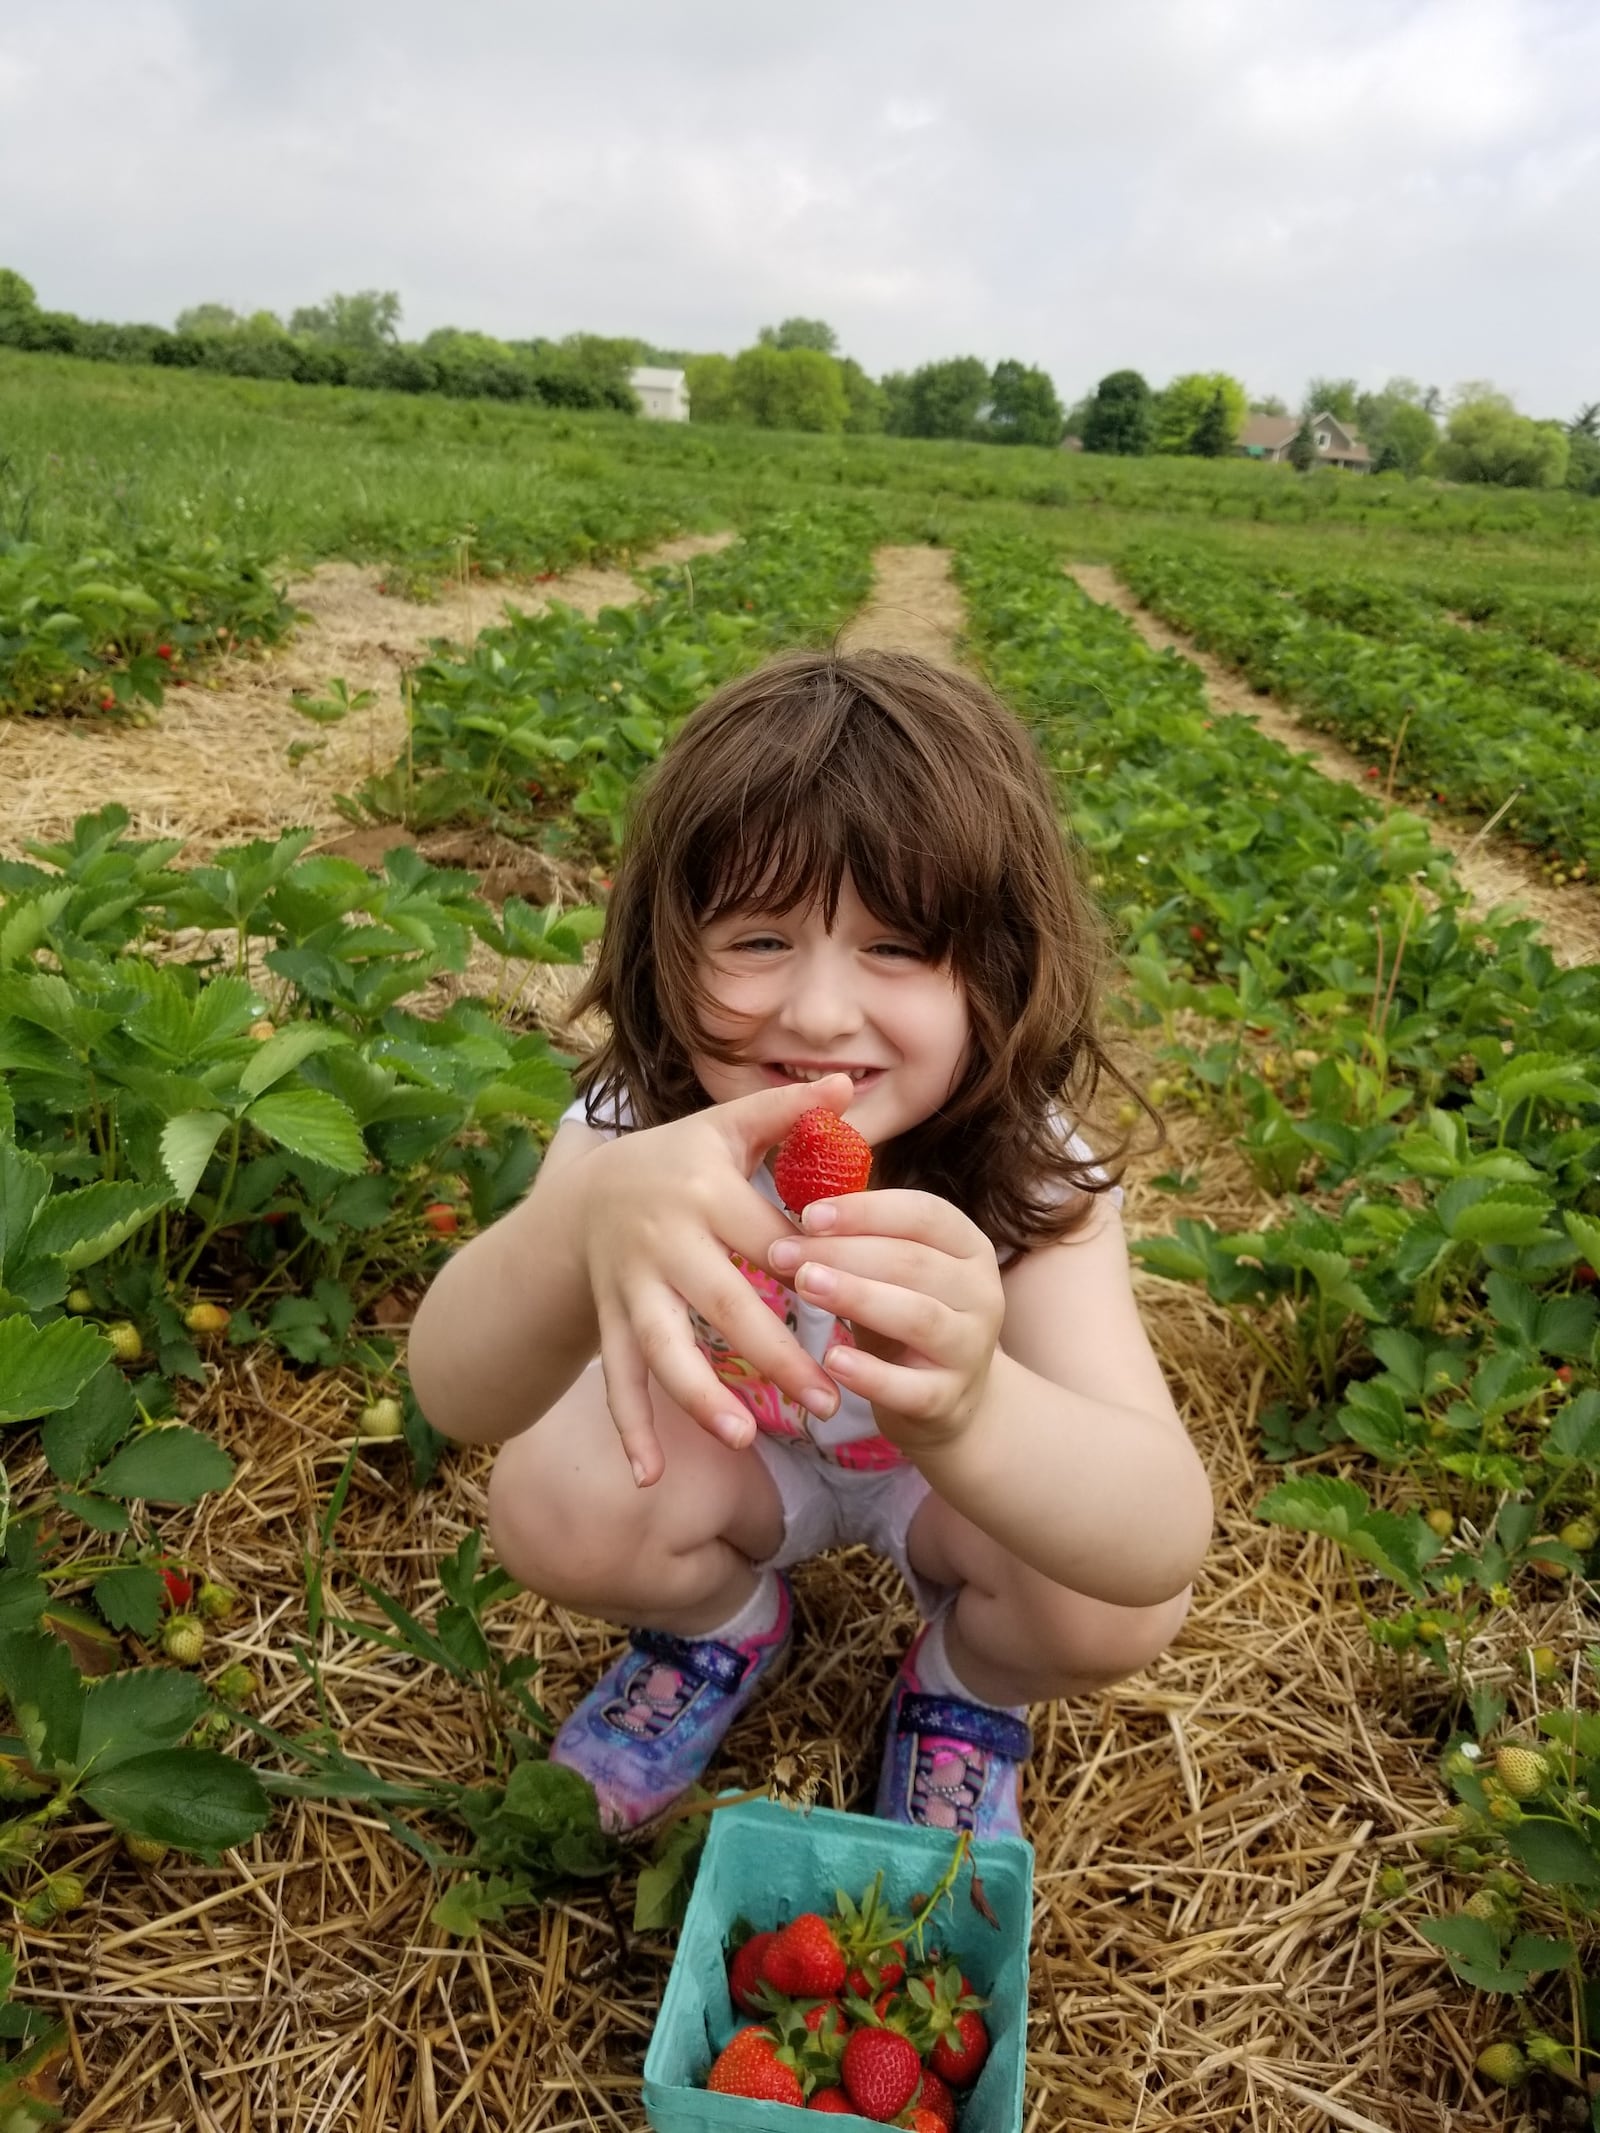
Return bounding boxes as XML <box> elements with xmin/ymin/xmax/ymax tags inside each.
<box><xmin>565</xmin><ymin>647</ymin><xmax>1144</xmax><ymax>1253</ymax></box>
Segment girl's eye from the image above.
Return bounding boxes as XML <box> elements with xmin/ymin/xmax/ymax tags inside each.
<box><xmin>871</xmin><ymin>942</ymin><xmax>924</xmax><ymax>960</ymax></box>
<box><xmin>730</xmin><ymin>935</ymin><xmax>787</xmax><ymax>953</ymax></box>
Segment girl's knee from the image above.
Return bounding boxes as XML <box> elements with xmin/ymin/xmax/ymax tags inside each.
<box><xmin>1029</xmin><ymin>1579</ymin><xmax>1193</xmax><ymax>1686</ymax></box>
<box><xmin>485</xmin><ymin>1421</ymin><xmax>644</xmax><ymax>1605</ymax></box>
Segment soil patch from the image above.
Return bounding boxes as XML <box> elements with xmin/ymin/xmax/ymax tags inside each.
<box><xmin>838</xmin><ymin>544</ymin><xmax>968</xmax><ymax>664</ymax></box>
<box><xmin>1068</xmin><ymin>564</ymin><xmax>1600</xmax><ymax>970</ymax></box>
<box><xmin>0</xmin><ymin>534</ymin><xmax>733</xmax><ymax>864</ymax></box>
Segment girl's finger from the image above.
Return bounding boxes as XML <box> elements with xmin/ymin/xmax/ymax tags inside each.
<box><xmin>596</xmin><ymin>1308</ymin><xmax>666</xmax><ymax>1488</ymax></box>
<box><xmin>769</xmin><ymin>1233</ymin><xmax>971</xmax><ymax>1306</ymax></box>
<box><xmin>821</xmin><ymin>1342</ymin><xmax>960</xmax><ymax>1425</ymax></box>
<box><xmin>799</xmin><ymin>1187</ymin><xmax>987</xmax><ymax>1255</ymax></box>
<box><xmin>793</xmin><ymin>1264</ymin><xmax>965</xmax><ymax>1364</ymax></box>
<box><xmin>680</xmin><ymin>1254</ymin><xmax>843</xmax><ymax>1422</ymax></box>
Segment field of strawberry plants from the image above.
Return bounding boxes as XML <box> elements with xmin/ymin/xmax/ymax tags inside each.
<box><xmin>1120</xmin><ymin>544</ymin><xmax>1600</xmax><ymax>874</ymax></box>
<box><xmin>4</xmin><ymin>339</ymin><xmax>1600</xmax><ymax>2126</ymax></box>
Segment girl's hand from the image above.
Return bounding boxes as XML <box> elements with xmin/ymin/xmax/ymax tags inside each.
<box><xmin>768</xmin><ymin>1190</ymin><xmax>1005</xmax><ymax>1450</ymax></box>
<box><xmin>577</xmin><ymin>1072</ymin><xmax>857</xmax><ymax>1486</ymax></box>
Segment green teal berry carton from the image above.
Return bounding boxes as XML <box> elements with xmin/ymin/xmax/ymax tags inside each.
<box><xmin>642</xmin><ymin>1796</ymin><xmax>1033</xmax><ymax>2132</ymax></box>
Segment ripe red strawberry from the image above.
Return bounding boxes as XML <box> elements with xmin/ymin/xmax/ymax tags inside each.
<box><xmin>804</xmin><ymin>2001</ymin><xmax>848</xmax><ymax>2044</ymax></box>
<box><xmin>772</xmin><ymin>1108</ymin><xmax>872</xmax><ymax>1216</ymax></box>
<box><xmin>929</xmin><ymin>2008</ymin><xmax>990</xmax><ymax>2088</ymax></box>
<box><xmin>808</xmin><ymin>2090</ymin><xmax>853</xmax><ymax>2114</ymax></box>
<box><xmin>905</xmin><ymin>2112</ymin><xmax>946</xmax><ymax>2133</ymax></box>
<box><xmin>706</xmin><ymin>2026</ymin><xmax>804</xmax><ymax>2105</ymax></box>
<box><xmin>841</xmin><ymin>2027</ymin><xmax>922</xmax><ymax>2122</ymax></box>
<box><xmin>161</xmin><ymin>1569</ymin><xmax>194</xmax><ymax>1609</ymax></box>
<box><xmin>156</xmin><ymin>644</ymin><xmax>174</xmax><ymax>661</ymax></box>
<box><xmin>915</xmin><ymin>2068</ymin><xmax>958</xmax><ymax>2130</ymax></box>
<box><xmin>761</xmin><ymin>1912</ymin><xmax>847</xmax><ymax>1998</ymax></box>
<box><xmin>846</xmin><ymin>1939</ymin><xmax>907</xmax><ymax>1997</ymax></box>
<box><xmin>423</xmin><ymin>1202</ymin><xmax>460</xmax><ymax>1235</ymax></box>
<box><xmin>727</xmin><ymin>1930</ymin><xmax>775</xmax><ymax>2014</ymax></box>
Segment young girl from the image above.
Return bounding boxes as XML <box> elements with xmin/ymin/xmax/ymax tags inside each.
<box><xmin>408</xmin><ymin>648</ymin><xmax>1212</xmax><ymax>1841</ymax></box>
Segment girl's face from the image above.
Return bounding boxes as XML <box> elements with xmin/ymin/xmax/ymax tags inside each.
<box><xmin>691</xmin><ymin>873</ymin><xmax>971</xmax><ymax>1146</ymax></box>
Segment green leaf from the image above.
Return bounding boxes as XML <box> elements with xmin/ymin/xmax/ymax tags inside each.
<box><xmin>40</xmin><ymin>1361</ymin><xmax>137</xmax><ymax>1483</ymax></box>
<box><xmin>0</xmin><ymin>1628</ymin><xmax>84</xmax><ymax>1771</ymax></box>
<box><xmin>238</xmin><ymin>1024</ymin><xmax>349</xmax><ymax>1101</ymax></box>
<box><xmin>78</xmin><ymin>1668</ymin><xmax>208</xmax><ymax>1773</ymax></box>
<box><xmin>161</xmin><ymin>1111</ymin><xmax>229</xmax><ymax>1204</ymax></box>
<box><xmin>1565</xmin><ymin>1211</ymin><xmax>1600</xmax><ymax>1270</ymax></box>
<box><xmin>81</xmin><ymin>1747</ymin><xmax>269</xmax><ymax>1851</ymax></box>
<box><xmin>91</xmin><ymin>1426</ymin><xmax>234</xmax><ymax>1505</ymax></box>
<box><xmin>91</xmin><ymin>1564</ymin><xmax>165</xmax><ymax>1637</ymax></box>
<box><xmin>1415</xmin><ymin>1912</ymin><xmax>1502</xmax><ymax>1966</ymax></box>
<box><xmin>27</xmin><ymin>1181</ymin><xmax>169</xmax><ymax>1271</ymax></box>
<box><xmin>58</xmin><ymin>1491</ymin><xmax>130</xmax><ymax>1535</ymax></box>
<box><xmin>0</xmin><ymin>1570</ymin><xmax>44</xmax><ymax>1631</ymax></box>
<box><xmin>1505</xmin><ymin>1816</ymin><xmax>1600</xmax><ymax>1891</ymax></box>
<box><xmin>246</xmin><ymin>1088</ymin><xmax>368</xmax><ymax>1174</ymax></box>
<box><xmin>0</xmin><ymin>1313</ymin><xmax>109</xmax><ymax>1427</ymax></box>
<box><xmin>1256</xmin><ymin>1474</ymin><xmax>1369</xmax><ymax>1539</ymax></box>
<box><xmin>1435</xmin><ymin>1178</ymin><xmax>1554</xmax><ymax>1247</ymax></box>
<box><xmin>0</xmin><ymin>1139</ymin><xmax>50</xmax><ymax>1276</ymax></box>
<box><xmin>430</xmin><ymin>1872</ymin><xmax>530</xmax><ymax>1937</ymax></box>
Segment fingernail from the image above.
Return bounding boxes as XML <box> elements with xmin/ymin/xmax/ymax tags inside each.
<box><xmin>803</xmin><ymin>1203</ymin><xmax>837</xmax><ymax>1232</ymax></box>
<box><xmin>630</xmin><ymin>1458</ymin><xmax>648</xmax><ymax>1487</ymax></box>
<box><xmin>797</xmin><ymin>1261</ymin><xmax>833</xmax><ymax>1298</ymax></box>
<box><xmin>807</xmin><ymin>1384</ymin><xmax>838</xmax><ymax>1417</ymax></box>
<box><xmin>715</xmin><ymin>1413</ymin><xmax>753</xmax><ymax>1448</ymax></box>
<box><xmin>769</xmin><ymin>1239</ymin><xmax>802</xmax><ymax>1271</ymax></box>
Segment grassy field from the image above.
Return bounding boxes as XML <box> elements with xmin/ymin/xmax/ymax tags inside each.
<box><xmin>2</xmin><ymin>347</ymin><xmax>1600</xmax><ymax>2130</ymax></box>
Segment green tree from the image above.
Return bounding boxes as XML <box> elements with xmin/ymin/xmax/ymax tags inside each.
<box><xmin>837</xmin><ymin>356</ymin><xmax>885</xmax><ymax>434</ymax></box>
<box><xmin>683</xmin><ymin>352</ymin><xmax>739</xmax><ymax>423</ymax></box>
<box><xmin>1567</xmin><ymin>404</ymin><xmax>1600</xmax><ymax>495</ymax></box>
<box><xmin>0</xmin><ymin>268</ymin><xmax>39</xmax><ymax>321</ymax></box>
<box><xmin>289</xmin><ymin>290</ymin><xmax>402</xmax><ymax>350</ymax></box>
<box><xmin>983</xmin><ymin>359</ymin><xmax>1063</xmax><ymax>446</ymax></box>
<box><xmin>1082</xmin><ymin>369</ymin><xmax>1153</xmax><ymax>455</ymax></box>
<box><xmin>1286</xmin><ymin>420</ymin><xmax>1317</xmax><ymax>473</ymax></box>
<box><xmin>1154</xmin><ymin>372</ymin><xmax>1246</xmax><ymax>455</ymax></box>
<box><xmin>1352</xmin><ymin>379</ymin><xmax>1436</xmax><ymax>473</ymax></box>
<box><xmin>729</xmin><ymin>344</ymin><xmax>848</xmax><ymax>432</ymax></box>
<box><xmin>1249</xmin><ymin>394</ymin><xmax>1288</xmax><ymax>416</ymax></box>
<box><xmin>1372</xmin><ymin>439</ymin><xmax>1404</xmax><ymax>475</ymax></box>
<box><xmin>1436</xmin><ymin>387</ymin><xmax>1569</xmax><ymax>488</ymax></box>
<box><xmin>888</xmin><ymin>356</ymin><xmax>991</xmax><ymax>439</ymax></box>
<box><xmin>1382</xmin><ymin>401</ymin><xmax>1437</xmax><ymax>476</ymax></box>
<box><xmin>175</xmin><ymin>302</ymin><xmax>242</xmax><ymax>336</ymax></box>
<box><xmin>757</xmin><ymin>317</ymin><xmax>839</xmax><ymax>354</ymax></box>
<box><xmin>1303</xmin><ymin>376</ymin><xmax>1360</xmax><ymax>423</ymax></box>
<box><xmin>1191</xmin><ymin>387</ymin><xmax>1234</xmax><ymax>458</ymax></box>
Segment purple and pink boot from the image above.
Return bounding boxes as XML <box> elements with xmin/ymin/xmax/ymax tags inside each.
<box><xmin>874</xmin><ymin>1618</ymin><xmax>1032</xmax><ymax>1839</ymax></box>
<box><xmin>548</xmin><ymin>1574</ymin><xmax>793</xmax><ymax>1834</ymax></box>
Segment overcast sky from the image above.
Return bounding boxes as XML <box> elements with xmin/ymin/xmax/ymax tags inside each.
<box><xmin>2</xmin><ymin>0</ymin><xmax>1594</xmax><ymax>416</ymax></box>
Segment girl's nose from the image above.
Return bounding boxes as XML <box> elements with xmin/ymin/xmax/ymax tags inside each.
<box><xmin>780</xmin><ymin>948</ymin><xmax>865</xmax><ymax>1046</ymax></box>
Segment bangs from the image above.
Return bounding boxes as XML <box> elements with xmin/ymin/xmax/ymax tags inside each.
<box><xmin>681</xmin><ymin>675</ymin><xmax>1002</xmax><ymax>957</ymax></box>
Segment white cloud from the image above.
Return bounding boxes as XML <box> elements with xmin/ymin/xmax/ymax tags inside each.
<box><xmin>0</xmin><ymin>0</ymin><xmax>1594</xmax><ymax>412</ymax></box>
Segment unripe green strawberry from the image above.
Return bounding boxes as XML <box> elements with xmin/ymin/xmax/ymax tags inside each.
<box><xmin>124</xmin><ymin>1833</ymin><xmax>169</xmax><ymax>1868</ymax></box>
<box><xmin>30</xmin><ymin>1871</ymin><xmax>86</xmax><ymax>1921</ymax></box>
<box><xmin>1423</xmin><ymin>1507</ymin><xmax>1454</xmax><ymax>1538</ymax></box>
<box><xmin>1529</xmin><ymin>1645</ymin><xmax>1560</xmax><ymax>1683</ymax></box>
<box><xmin>106</xmin><ymin>1321</ymin><xmax>144</xmax><ymax>1363</ymax></box>
<box><xmin>1560</xmin><ymin>1517</ymin><xmax>1597</xmax><ymax>1553</ymax></box>
<box><xmin>162</xmin><ymin>1614</ymin><xmax>205</xmax><ymax>1665</ymax></box>
<box><xmin>184</xmin><ymin>1301</ymin><xmax>232</xmax><ymax>1337</ymax></box>
<box><xmin>0</xmin><ymin>1820</ymin><xmax>42</xmax><ymax>1868</ymax></box>
<box><xmin>1494</xmin><ymin>1745</ymin><xmax>1549</xmax><ymax>1800</ymax></box>
<box><xmin>1463</xmin><ymin>1890</ymin><xmax>1506</xmax><ymax>1923</ymax></box>
<box><xmin>1376</xmin><ymin>1867</ymin><xmax>1408</xmax><ymax>1900</ymax></box>
<box><xmin>1475</xmin><ymin>2042</ymin><xmax>1525</xmax><ymax>2087</ymax></box>
<box><xmin>359</xmin><ymin>1397</ymin><xmax>405</xmax><ymax>1440</ymax></box>
<box><xmin>196</xmin><ymin>1579</ymin><xmax>237</xmax><ymax>1621</ymax></box>
<box><xmin>1486</xmin><ymin>1794</ymin><xmax>1525</xmax><ymax>1826</ymax></box>
<box><xmin>1484</xmin><ymin>1868</ymin><xmax>1522</xmax><ymax>1901</ymax></box>
<box><xmin>65</xmin><ymin>1288</ymin><xmax>94</xmax><ymax>1315</ymax></box>
<box><xmin>213</xmin><ymin>1662</ymin><xmax>258</xmax><ymax>1705</ymax></box>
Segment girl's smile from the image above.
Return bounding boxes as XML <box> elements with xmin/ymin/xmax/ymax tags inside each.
<box><xmin>692</xmin><ymin>875</ymin><xmax>970</xmax><ymax>1144</ymax></box>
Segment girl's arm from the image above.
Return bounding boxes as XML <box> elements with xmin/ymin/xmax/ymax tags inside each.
<box><xmin>770</xmin><ymin>1191</ymin><xmax>1212</xmax><ymax>1606</ymax></box>
<box><xmin>913</xmin><ymin>1207</ymin><xmax>1213</xmax><ymax>1607</ymax></box>
<box><xmin>409</xmin><ymin>1074</ymin><xmax>862</xmax><ymax>1460</ymax></box>
<box><xmin>407</xmin><ymin>1121</ymin><xmax>610</xmax><ymax>1446</ymax></box>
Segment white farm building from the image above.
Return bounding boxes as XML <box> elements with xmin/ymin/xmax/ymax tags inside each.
<box><xmin>629</xmin><ymin>366</ymin><xmax>690</xmax><ymax>421</ymax></box>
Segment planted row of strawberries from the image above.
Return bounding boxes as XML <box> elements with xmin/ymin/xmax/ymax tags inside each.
<box><xmin>959</xmin><ymin>532</ymin><xmax>1600</xmax><ymax>2089</ymax></box>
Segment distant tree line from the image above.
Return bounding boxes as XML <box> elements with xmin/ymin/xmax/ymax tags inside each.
<box><xmin>1066</xmin><ymin>361</ymin><xmax>1594</xmax><ymax>493</ymax></box>
<box><xmin>0</xmin><ymin>270</ymin><xmax>638</xmax><ymax>411</ymax></box>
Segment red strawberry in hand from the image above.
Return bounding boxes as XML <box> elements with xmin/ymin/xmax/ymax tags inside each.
<box><xmin>841</xmin><ymin>2027</ymin><xmax>922</xmax><ymax>2122</ymax></box>
<box><xmin>772</xmin><ymin>1108</ymin><xmax>872</xmax><ymax>1216</ymax></box>
<box><xmin>761</xmin><ymin>1911</ymin><xmax>848</xmax><ymax>1998</ymax></box>
<box><xmin>707</xmin><ymin>2026</ymin><xmax>803</xmax><ymax>2104</ymax></box>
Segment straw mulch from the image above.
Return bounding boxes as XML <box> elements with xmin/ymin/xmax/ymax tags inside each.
<box><xmin>11</xmin><ymin>548</ymin><xmax>1594</xmax><ymax>2131</ymax></box>
<box><xmin>0</xmin><ymin>533</ymin><xmax>732</xmax><ymax>864</ymax></box>
<box><xmin>1066</xmin><ymin>564</ymin><xmax>1600</xmax><ymax>973</ymax></box>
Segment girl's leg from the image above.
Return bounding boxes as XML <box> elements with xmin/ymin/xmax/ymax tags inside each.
<box><xmin>486</xmin><ymin>1364</ymin><xmax>786</xmax><ymax>1635</ymax></box>
<box><xmin>905</xmin><ymin>1492</ymin><xmax>1192</xmax><ymax>1707</ymax></box>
